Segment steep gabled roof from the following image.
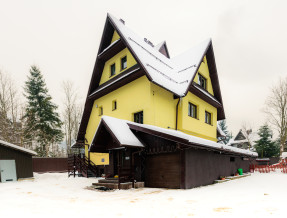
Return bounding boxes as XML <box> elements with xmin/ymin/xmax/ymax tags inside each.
<box><xmin>77</xmin><ymin>13</ymin><xmax>225</xmax><ymax>142</ymax></box>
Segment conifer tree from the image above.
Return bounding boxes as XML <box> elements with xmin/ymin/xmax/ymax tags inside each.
<box><xmin>218</xmin><ymin>119</ymin><xmax>232</xmax><ymax>144</ymax></box>
<box><xmin>254</xmin><ymin>124</ymin><xmax>280</xmax><ymax>158</ymax></box>
<box><xmin>23</xmin><ymin>65</ymin><xmax>63</xmax><ymax>156</ymax></box>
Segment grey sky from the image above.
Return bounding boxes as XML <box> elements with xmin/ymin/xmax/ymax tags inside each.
<box><xmin>0</xmin><ymin>0</ymin><xmax>286</xmax><ymax>135</ymax></box>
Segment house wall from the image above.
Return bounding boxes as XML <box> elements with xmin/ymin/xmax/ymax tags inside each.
<box><xmin>99</xmin><ymin>48</ymin><xmax>137</xmax><ymax>85</ymax></box>
<box><xmin>193</xmin><ymin>56</ymin><xmax>214</xmax><ymax>95</ymax></box>
<box><xmin>0</xmin><ymin>145</ymin><xmax>33</xmax><ymax>180</ymax></box>
<box><xmin>179</xmin><ymin>91</ymin><xmax>217</xmax><ymax>141</ymax></box>
<box><xmin>184</xmin><ymin>148</ymin><xmax>252</xmax><ymax>189</ymax></box>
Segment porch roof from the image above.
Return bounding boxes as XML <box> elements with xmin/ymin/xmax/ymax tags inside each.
<box><xmin>89</xmin><ymin>116</ymin><xmax>257</xmax><ymax>157</ymax></box>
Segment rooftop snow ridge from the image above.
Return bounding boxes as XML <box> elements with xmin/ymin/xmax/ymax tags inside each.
<box><xmin>128</xmin><ymin>37</ymin><xmax>173</xmax><ymax>69</ymax></box>
<box><xmin>144</xmin><ymin>38</ymin><xmax>154</xmax><ymax>47</ymax></box>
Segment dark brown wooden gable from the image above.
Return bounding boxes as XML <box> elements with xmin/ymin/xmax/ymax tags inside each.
<box><xmin>89</xmin><ymin>120</ymin><xmax>122</xmax><ymax>152</ymax></box>
<box><xmin>157</xmin><ymin>41</ymin><xmax>170</xmax><ymax>58</ymax></box>
<box><xmin>205</xmin><ymin>43</ymin><xmax>225</xmax><ymax>120</ymax></box>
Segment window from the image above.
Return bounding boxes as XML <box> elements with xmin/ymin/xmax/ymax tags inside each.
<box><xmin>112</xmin><ymin>100</ymin><xmax>117</xmax><ymax>111</ymax></box>
<box><xmin>205</xmin><ymin>111</ymin><xmax>211</xmax><ymax>125</ymax></box>
<box><xmin>230</xmin><ymin>157</ymin><xmax>235</xmax><ymax>162</ymax></box>
<box><xmin>188</xmin><ymin>102</ymin><xmax>197</xmax><ymax>119</ymax></box>
<box><xmin>99</xmin><ymin>106</ymin><xmax>103</xmax><ymax>116</ymax></box>
<box><xmin>134</xmin><ymin>111</ymin><xmax>143</xmax><ymax>124</ymax></box>
<box><xmin>198</xmin><ymin>73</ymin><xmax>207</xmax><ymax>90</ymax></box>
<box><xmin>121</xmin><ymin>56</ymin><xmax>127</xmax><ymax>70</ymax></box>
<box><xmin>110</xmin><ymin>63</ymin><xmax>115</xmax><ymax>77</ymax></box>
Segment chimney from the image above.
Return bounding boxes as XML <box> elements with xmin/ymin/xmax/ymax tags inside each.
<box><xmin>120</xmin><ymin>19</ymin><xmax>125</xmax><ymax>25</ymax></box>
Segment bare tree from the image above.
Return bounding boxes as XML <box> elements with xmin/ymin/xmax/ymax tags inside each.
<box><xmin>62</xmin><ymin>81</ymin><xmax>82</xmax><ymax>154</ymax></box>
<box><xmin>241</xmin><ymin>122</ymin><xmax>255</xmax><ymax>150</ymax></box>
<box><xmin>0</xmin><ymin>70</ymin><xmax>23</xmax><ymax>145</ymax></box>
<box><xmin>264</xmin><ymin>77</ymin><xmax>287</xmax><ymax>157</ymax></box>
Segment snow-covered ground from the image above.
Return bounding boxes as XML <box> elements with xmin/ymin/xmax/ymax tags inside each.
<box><xmin>1</xmin><ymin>172</ymin><xmax>286</xmax><ymax>217</ymax></box>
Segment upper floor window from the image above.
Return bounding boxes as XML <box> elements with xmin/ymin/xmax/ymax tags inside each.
<box><xmin>99</xmin><ymin>106</ymin><xmax>103</xmax><ymax>116</ymax></box>
<box><xmin>134</xmin><ymin>111</ymin><xmax>143</xmax><ymax>124</ymax></box>
<box><xmin>110</xmin><ymin>63</ymin><xmax>116</xmax><ymax>77</ymax></box>
<box><xmin>198</xmin><ymin>73</ymin><xmax>207</xmax><ymax>90</ymax></box>
<box><xmin>188</xmin><ymin>102</ymin><xmax>197</xmax><ymax>119</ymax></box>
<box><xmin>205</xmin><ymin>111</ymin><xmax>212</xmax><ymax>125</ymax></box>
<box><xmin>112</xmin><ymin>100</ymin><xmax>117</xmax><ymax>111</ymax></box>
<box><xmin>121</xmin><ymin>56</ymin><xmax>127</xmax><ymax>70</ymax></box>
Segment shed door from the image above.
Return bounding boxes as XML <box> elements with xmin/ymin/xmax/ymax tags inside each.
<box><xmin>145</xmin><ymin>153</ymin><xmax>180</xmax><ymax>189</ymax></box>
<box><xmin>0</xmin><ymin>160</ymin><xmax>17</xmax><ymax>182</ymax></box>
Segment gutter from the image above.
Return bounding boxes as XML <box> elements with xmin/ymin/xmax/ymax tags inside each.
<box><xmin>175</xmin><ymin>98</ymin><xmax>181</xmax><ymax>130</ymax></box>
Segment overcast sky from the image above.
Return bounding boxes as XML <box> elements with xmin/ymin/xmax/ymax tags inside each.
<box><xmin>0</xmin><ymin>0</ymin><xmax>286</xmax><ymax>135</ymax></box>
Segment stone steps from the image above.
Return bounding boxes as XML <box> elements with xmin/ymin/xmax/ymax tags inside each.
<box><xmin>92</xmin><ymin>181</ymin><xmax>144</xmax><ymax>190</ymax></box>
<box><xmin>214</xmin><ymin>173</ymin><xmax>251</xmax><ymax>184</ymax></box>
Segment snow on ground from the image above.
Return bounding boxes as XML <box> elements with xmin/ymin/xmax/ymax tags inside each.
<box><xmin>0</xmin><ymin>172</ymin><xmax>286</xmax><ymax>217</ymax></box>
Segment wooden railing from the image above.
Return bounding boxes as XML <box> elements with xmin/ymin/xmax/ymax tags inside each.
<box><xmin>68</xmin><ymin>154</ymin><xmax>99</xmax><ymax>178</ymax></box>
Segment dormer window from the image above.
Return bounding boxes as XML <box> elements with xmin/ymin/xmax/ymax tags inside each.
<box><xmin>198</xmin><ymin>73</ymin><xmax>207</xmax><ymax>90</ymax></box>
<box><xmin>121</xmin><ymin>56</ymin><xmax>127</xmax><ymax>70</ymax></box>
<box><xmin>110</xmin><ymin>63</ymin><xmax>116</xmax><ymax>77</ymax></box>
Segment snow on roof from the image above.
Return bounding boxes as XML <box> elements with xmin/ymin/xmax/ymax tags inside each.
<box><xmin>227</xmin><ymin>131</ymin><xmax>259</xmax><ymax>147</ymax></box>
<box><xmin>0</xmin><ymin>139</ymin><xmax>37</xmax><ymax>156</ymax></box>
<box><xmin>93</xmin><ymin>116</ymin><xmax>257</xmax><ymax>157</ymax></box>
<box><xmin>193</xmin><ymin>83</ymin><xmax>221</xmax><ymax>105</ymax></box>
<box><xmin>108</xmin><ymin>14</ymin><xmax>212</xmax><ymax>97</ymax></box>
<box><xmin>90</xmin><ymin>116</ymin><xmax>144</xmax><ymax>150</ymax></box>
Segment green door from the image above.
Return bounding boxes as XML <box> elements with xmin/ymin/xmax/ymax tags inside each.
<box><xmin>0</xmin><ymin>160</ymin><xmax>17</xmax><ymax>182</ymax></box>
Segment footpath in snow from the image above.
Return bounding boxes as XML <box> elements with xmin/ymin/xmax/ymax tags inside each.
<box><xmin>0</xmin><ymin>171</ymin><xmax>286</xmax><ymax>217</ymax></box>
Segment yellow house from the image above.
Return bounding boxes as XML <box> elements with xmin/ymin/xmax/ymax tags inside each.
<box><xmin>70</xmin><ymin>14</ymin><xmax>257</xmax><ymax>189</ymax></box>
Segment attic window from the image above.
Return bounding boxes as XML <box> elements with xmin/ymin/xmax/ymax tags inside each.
<box><xmin>99</xmin><ymin>107</ymin><xmax>103</xmax><ymax>116</ymax></box>
<box><xmin>198</xmin><ymin>73</ymin><xmax>207</xmax><ymax>90</ymax></box>
<box><xmin>110</xmin><ymin>63</ymin><xmax>115</xmax><ymax>77</ymax></box>
<box><xmin>112</xmin><ymin>100</ymin><xmax>117</xmax><ymax>111</ymax></box>
<box><xmin>121</xmin><ymin>56</ymin><xmax>127</xmax><ymax>70</ymax></box>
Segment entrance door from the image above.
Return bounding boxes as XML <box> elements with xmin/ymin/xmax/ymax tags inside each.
<box><xmin>0</xmin><ymin>160</ymin><xmax>17</xmax><ymax>182</ymax></box>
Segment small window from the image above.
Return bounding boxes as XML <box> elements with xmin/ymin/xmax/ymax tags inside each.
<box><xmin>99</xmin><ymin>106</ymin><xmax>103</xmax><ymax>116</ymax></box>
<box><xmin>121</xmin><ymin>56</ymin><xmax>127</xmax><ymax>70</ymax></box>
<box><xmin>198</xmin><ymin>73</ymin><xmax>207</xmax><ymax>89</ymax></box>
<box><xmin>230</xmin><ymin>157</ymin><xmax>235</xmax><ymax>162</ymax></box>
<box><xmin>110</xmin><ymin>63</ymin><xmax>115</xmax><ymax>77</ymax></box>
<box><xmin>205</xmin><ymin>111</ymin><xmax>211</xmax><ymax>125</ymax></box>
<box><xmin>112</xmin><ymin>100</ymin><xmax>117</xmax><ymax>111</ymax></box>
<box><xmin>188</xmin><ymin>102</ymin><xmax>197</xmax><ymax>119</ymax></box>
<box><xmin>134</xmin><ymin>111</ymin><xmax>143</xmax><ymax>124</ymax></box>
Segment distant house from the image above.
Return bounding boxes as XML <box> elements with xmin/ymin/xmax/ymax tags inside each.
<box><xmin>0</xmin><ymin>140</ymin><xmax>37</xmax><ymax>182</ymax></box>
<box><xmin>227</xmin><ymin>129</ymin><xmax>258</xmax><ymax>150</ymax></box>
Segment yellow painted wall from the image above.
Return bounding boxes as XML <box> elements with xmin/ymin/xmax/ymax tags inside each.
<box><xmin>179</xmin><ymin>91</ymin><xmax>217</xmax><ymax>141</ymax></box>
<box><xmin>193</xmin><ymin>56</ymin><xmax>214</xmax><ymax>95</ymax></box>
<box><xmin>111</xmin><ymin>31</ymin><xmax>120</xmax><ymax>43</ymax></box>
<box><xmin>86</xmin><ymin>49</ymin><xmax>218</xmax><ymax>164</ymax></box>
<box><xmin>99</xmin><ymin>48</ymin><xmax>137</xmax><ymax>85</ymax></box>
<box><xmin>85</xmin><ymin>76</ymin><xmax>180</xmax><ymax>164</ymax></box>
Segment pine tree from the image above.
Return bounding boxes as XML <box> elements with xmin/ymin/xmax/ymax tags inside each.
<box><xmin>23</xmin><ymin>65</ymin><xmax>63</xmax><ymax>156</ymax></box>
<box><xmin>218</xmin><ymin>119</ymin><xmax>232</xmax><ymax>144</ymax></box>
<box><xmin>254</xmin><ymin>124</ymin><xmax>280</xmax><ymax>158</ymax></box>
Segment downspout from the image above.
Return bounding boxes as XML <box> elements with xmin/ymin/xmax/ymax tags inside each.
<box><xmin>175</xmin><ymin>98</ymin><xmax>181</xmax><ymax>130</ymax></box>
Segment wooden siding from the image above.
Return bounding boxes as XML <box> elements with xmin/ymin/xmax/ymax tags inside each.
<box><xmin>145</xmin><ymin>152</ymin><xmax>180</xmax><ymax>189</ymax></box>
<box><xmin>0</xmin><ymin>145</ymin><xmax>33</xmax><ymax>179</ymax></box>
<box><xmin>32</xmin><ymin>158</ymin><xmax>68</xmax><ymax>173</ymax></box>
<box><xmin>184</xmin><ymin>148</ymin><xmax>252</xmax><ymax>189</ymax></box>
